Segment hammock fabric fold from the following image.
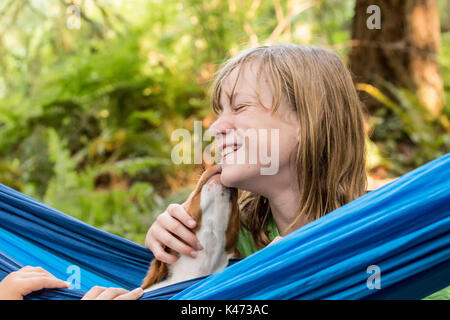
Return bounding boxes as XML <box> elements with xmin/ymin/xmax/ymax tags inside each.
<box><xmin>0</xmin><ymin>153</ymin><xmax>449</xmax><ymax>300</ymax></box>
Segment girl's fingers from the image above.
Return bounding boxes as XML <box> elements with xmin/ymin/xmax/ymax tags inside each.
<box><xmin>21</xmin><ymin>276</ymin><xmax>70</xmax><ymax>295</ymax></box>
<box><xmin>18</xmin><ymin>266</ymin><xmax>48</xmax><ymax>275</ymax></box>
<box><xmin>150</xmin><ymin>237</ymin><xmax>179</xmax><ymax>264</ymax></box>
<box><xmin>145</xmin><ymin>202</ymin><xmax>200</xmax><ymax>254</ymax></box>
<box><xmin>157</xmin><ymin>225</ymin><xmax>198</xmax><ymax>258</ymax></box>
<box><xmin>167</xmin><ymin>204</ymin><xmax>197</xmax><ymax>229</ymax></box>
<box><xmin>159</xmin><ymin>212</ymin><xmax>201</xmax><ymax>250</ymax></box>
<box><xmin>19</xmin><ymin>271</ymin><xmax>58</xmax><ymax>279</ymax></box>
<box><xmin>144</xmin><ymin>227</ymin><xmax>153</xmax><ymax>249</ymax></box>
<box><xmin>95</xmin><ymin>288</ymin><xmax>130</xmax><ymax>300</ymax></box>
<box><xmin>17</xmin><ymin>266</ymin><xmax>64</xmax><ymax>283</ymax></box>
<box><xmin>114</xmin><ymin>287</ymin><xmax>144</xmax><ymax>300</ymax></box>
<box><xmin>81</xmin><ymin>286</ymin><xmax>107</xmax><ymax>300</ymax></box>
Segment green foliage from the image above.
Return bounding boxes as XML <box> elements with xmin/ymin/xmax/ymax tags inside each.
<box><xmin>39</xmin><ymin>127</ymin><xmax>173</xmax><ymax>243</ymax></box>
<box><xmin>358</xmin><ymin>81</ymin><xmax>450</xmax><ymax>174</ymax></box>
<box><xmin>441</xmin><ymin>32</ymin><xmax>450</xmax><ymax>116</ymax></box>
<box><xmin>423</xmin><ymin>286</ymin><xmax>450</xmax><ymax>300</ymax></box>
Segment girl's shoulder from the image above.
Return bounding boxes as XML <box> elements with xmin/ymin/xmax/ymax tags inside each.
<box><xmin>236</xmin><ymin>214</ymin><xmax>280</xmax><ymax>258</ymax></box>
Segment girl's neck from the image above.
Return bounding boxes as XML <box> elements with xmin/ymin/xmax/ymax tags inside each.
<box><xmin>267</xmin><ymin>181</ymin><xmax>306</xmax><ymax>236</ymax></box>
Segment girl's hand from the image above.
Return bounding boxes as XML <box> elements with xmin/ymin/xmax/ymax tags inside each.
<box><xmin>0</xmin><ymin>266</ymin><xmax>70</xmax><ymax>300</ymax></box>
<box><xmin>145</xmin><ymin>204</ymin><xmax>203</xmax><ymax>264</ymax></box>
<box><xmin>81</xmin><ymin>286</ymin><xmax>144</xmax><ymax>300</ymax></box>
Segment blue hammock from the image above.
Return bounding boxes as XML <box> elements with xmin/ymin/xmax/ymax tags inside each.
<box><xmin>0</xmin><ymin>153</ymin><xmax>449</xmax><ymax>300</ymax></box>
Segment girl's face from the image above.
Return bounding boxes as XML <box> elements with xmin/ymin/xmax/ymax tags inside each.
<box><xmin>209</xmin><ymin>62</ymin><xmax>300</xmax><ymax>196</ymax></box>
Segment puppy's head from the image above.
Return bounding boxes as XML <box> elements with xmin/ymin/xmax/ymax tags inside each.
<box><xmin>181</xmin><ymin>165</ymin><xmax>224</xmax><ymax>228</ymax></box>
<box><xmin>182</xmin><ymin>166</ymin><xmax>239</xmax><ymax>241</ymax></box>
<box><xmin>141</xmin><ymin>165</ymin><xmax>240</xmax><ymax>290</ymax></box>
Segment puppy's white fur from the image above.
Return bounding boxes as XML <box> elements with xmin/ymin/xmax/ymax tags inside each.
<box><xmin>144</xmin><ymin>179</ymin><xmax>233</xmax><ymax>292</ymax></box>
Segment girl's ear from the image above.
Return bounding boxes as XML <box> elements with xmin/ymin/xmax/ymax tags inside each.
<box><xmin>295</xmin><ymin>125</ymin><xmax>301</xmax><ymax>145</ymax></box>
<box><xmin>292</xmin><ymin>113</ymin><xmax>300</xmax><ymax>139</ymax></box>
<box><xmin>285</xmin><ymin>107</ymin><xmax>299</xmax><ymax>126</ymax></box>
<box><xmin>285</xmin><ymin>109</ymin><xmax>300</xmax><ymax>142</ymax></box>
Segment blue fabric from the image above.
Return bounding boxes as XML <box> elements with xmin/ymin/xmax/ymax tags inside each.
<box><xmin>0</xmin><ymin>153</ymin><xmax>449</xmax><ymax>300</ymax></box>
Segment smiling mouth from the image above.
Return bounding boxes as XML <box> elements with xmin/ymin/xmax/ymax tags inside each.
<box><xmin>220</xmin><ymin>144</ymin><xmax>242</xmax><ymax>159</ymax></box>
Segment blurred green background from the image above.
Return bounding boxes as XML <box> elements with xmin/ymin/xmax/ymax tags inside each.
<box><xmin>0</xmin><ymin>0</ymin><xmax>449</xmax><ymax>247</ymax></box>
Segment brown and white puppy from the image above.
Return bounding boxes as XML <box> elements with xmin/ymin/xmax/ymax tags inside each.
<box><xmin>141</xmin><ymin>166</ymin><xmax>240</xmax><ymax>292</ymax></box>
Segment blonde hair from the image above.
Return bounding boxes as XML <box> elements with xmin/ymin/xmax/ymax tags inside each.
<box><xmin>210</xmin><ymin>44</ymin><xmax>367</xmax><ymax>249</ymax></box>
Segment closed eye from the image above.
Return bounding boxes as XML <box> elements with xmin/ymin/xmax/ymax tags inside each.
<box><xmin>233</xmin><ymin>104</ymin><xmax>249</xmax><ymax>112</ymax></box>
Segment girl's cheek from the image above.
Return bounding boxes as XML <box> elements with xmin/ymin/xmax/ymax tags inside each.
<box><xmin>236</xmin><ymin>109</ymin><xmax>270</xmax><ymax>127</ymax></box>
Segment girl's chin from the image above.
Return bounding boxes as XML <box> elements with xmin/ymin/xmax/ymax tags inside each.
<box><xmin>219</xmin><ymin>164</ymin><xmax>260</xmax><ymax>189</ymax></box>
<box><xmin>218</xmin><ymin>169</ymin><xmax>235</xmax><ymax>188</ymax></box>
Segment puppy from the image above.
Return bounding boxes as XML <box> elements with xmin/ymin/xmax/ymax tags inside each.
<box><xmin>141</xmin><ymin>165</ymin><xmax>240</xmax><ymax>292</ymax></box>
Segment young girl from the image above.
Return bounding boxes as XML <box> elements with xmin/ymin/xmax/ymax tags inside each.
<box><xmin>145</xmin><ymin>44</ymin><xmax>367</xmax><ymax>263</ymax></box>
<box><xmin>0</xmin><ymin>44</ymin><xmax>367</xmax><ymax>299</ymax></box>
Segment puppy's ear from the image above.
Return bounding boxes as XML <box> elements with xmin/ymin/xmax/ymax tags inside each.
<box><xmin>225</xmin><ymin>188</ymin><xmax>240</xmax><ymax>255</ymax></box>
<box><xmin>141</xmin><ymin>259</ymin><xmax>169</xmax><ymax>289</ymax></box>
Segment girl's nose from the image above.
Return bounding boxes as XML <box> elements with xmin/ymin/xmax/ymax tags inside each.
<box><xmin>209</xmin><ymin>114</ymin><xmax>234</xmax><ymax>139</ymax></box>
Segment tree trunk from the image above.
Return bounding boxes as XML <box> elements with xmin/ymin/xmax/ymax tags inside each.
<box><xmin>349</xmin><ymin>0</ymin><xmax>444</xmax><ymax>117</ymax></box>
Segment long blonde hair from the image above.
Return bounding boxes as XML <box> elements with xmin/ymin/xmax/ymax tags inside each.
<box><xmin>210</xmin><ymin>44</ymin><xmax>367</xmax><ymax>249</ymax></box>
